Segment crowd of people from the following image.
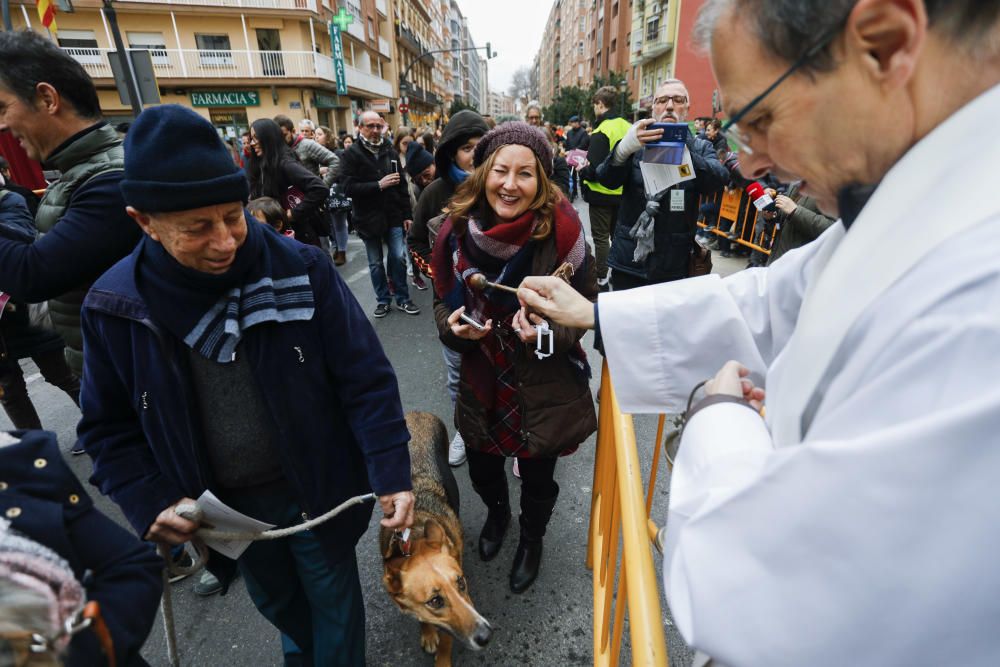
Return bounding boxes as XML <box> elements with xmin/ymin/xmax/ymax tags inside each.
<box><xmin>2</xmin><ymin>0</ymin><xmax>1000</xmax><ymax>664</ymax></box>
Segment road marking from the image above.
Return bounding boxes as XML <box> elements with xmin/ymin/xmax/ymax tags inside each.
<box><xmin>25</xmin><ymin>373</ymin><xmax>41</xmax><ymax>385</ymax></box>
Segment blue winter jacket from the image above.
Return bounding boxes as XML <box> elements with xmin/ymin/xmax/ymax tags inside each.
<box><xmin>0</xmin><ymin>430</ymin><xmax>162</xmax><ymax>667</ymax></box>
<box><xmin>77</xmin><ymin>239</ymin><xmax>412</xmax><ymax>570</ymax></box>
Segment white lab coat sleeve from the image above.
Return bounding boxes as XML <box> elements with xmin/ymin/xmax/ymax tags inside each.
<box><xmin>598</xmin><ymin>233</ymin><xmax>826</xmax><ymax>414</ymax></box>
<box><xmin>661</xmin><ymin>310</ymin><xmax>1000</xmax><ymax>667</ymax></box>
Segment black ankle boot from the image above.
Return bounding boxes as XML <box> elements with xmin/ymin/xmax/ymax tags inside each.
<box><xmin>509</xmin><ymin>490</ymin><xmax>558</xmax><ymax>593</ymax></box>
<box><xmin>472</xmin><ymin>479</ymin><xmax>510</xmax><ymax>562</ymax></box>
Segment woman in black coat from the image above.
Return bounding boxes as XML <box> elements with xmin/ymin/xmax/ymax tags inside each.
<box><xmin>246</xmin><ymin>118</ymin><xmax>328</xmax><ymax>247</ymax></box>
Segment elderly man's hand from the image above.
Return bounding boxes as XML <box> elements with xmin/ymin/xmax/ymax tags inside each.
<box><xmin>704</xmin><ymin>360</ymin><xmax>765</xmax><ymax>411</ymax></box>
<box><xmin>517</xmin><ymin>276</ymin><xmax>595</xmax><ymax>330</ymax></box>
<box><xmin>145</xmin><ymin>497</ymin><xmax>201</xmax><ymax>545</ymax></box>
<box><xmin>774</xmin><ymin>194</ymin><xmax>798</xmax><ymax>215</ymax></box>
<box><xmin>379</xmin><ymin>491</ymin><xmax>415</xmax><ymax>529</ymax></box>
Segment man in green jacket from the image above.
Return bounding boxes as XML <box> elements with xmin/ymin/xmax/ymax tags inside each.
<box><xmin>0</xmin><ymin>31</ymin><xmax>142</xmax><ymax>452</ymax></box>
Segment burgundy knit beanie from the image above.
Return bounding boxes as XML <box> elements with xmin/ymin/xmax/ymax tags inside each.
<box><xmin>473</xmin><ymin>121</ymin><xmax>554</xmax><ymax>176</ymax></box>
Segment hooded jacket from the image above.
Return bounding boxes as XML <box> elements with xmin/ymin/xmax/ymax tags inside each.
<box><xmin>408</xmin><ymin>111</ymin><xmax>490</xmax><ymax>267</ymax></box>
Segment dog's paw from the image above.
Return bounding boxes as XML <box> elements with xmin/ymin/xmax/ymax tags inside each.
<box><xmin>420</xmin><ymin>624</ymin><xmax>439</xmax><ymax>655</ymax></box>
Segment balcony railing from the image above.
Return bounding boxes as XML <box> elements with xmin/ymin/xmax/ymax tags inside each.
<box><xmin>65</xmin><ymin>47</ymin><xmax>337</xmax><ymax>83</ymax></box>
<box><xmin>118</xmin><ymin>0</ymin><xmax>318</xmax><ymax>10</ymax></box>
<box><xmin>64</xmin><ymin>46</ymin><xmax>395</xmax><ymax>96</ymax></box>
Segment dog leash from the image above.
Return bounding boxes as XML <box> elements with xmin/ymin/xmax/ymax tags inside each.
<box><xmin>157</xmin><ymin>492</ymin><xmax>376</xmax><ymax>667</ymax></box>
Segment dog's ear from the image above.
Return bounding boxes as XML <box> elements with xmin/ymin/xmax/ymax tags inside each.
<box><xmin>424</xmin><ymin>518</ymin><xmax>454</xmax><ymax>551</ymax></box>
<box><xmin>383</xmin><ymin>557</ymin><xmax>405</xmax><ymax>595</ymax></box>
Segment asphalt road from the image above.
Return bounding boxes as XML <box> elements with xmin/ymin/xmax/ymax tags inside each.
<box><xmin>2</xmin><ymin>202</ymin><xmax>746</xmax><ymax>666</ymax></box>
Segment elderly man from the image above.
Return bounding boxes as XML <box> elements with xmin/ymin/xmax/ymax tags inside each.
<box><xmin>597</xmin><ymin>79</ymin><xmax>728</xmax><ymax>290</ymax></box>
<box><xmin>78</xmin><ymin>105</ymin><xmax>414</xmax><ymax>666</ymax></box>
<box><xmin>518</xmin><ymin>0</ymin><xmax>1000</xmax><ymax>664</ymax></box>
<box><xmin>340</xmin><ymin>110</ymin><xmax>419</xmax><ymax>317</ymax></box>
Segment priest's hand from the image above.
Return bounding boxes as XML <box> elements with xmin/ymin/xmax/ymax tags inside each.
<box><xmin>145</xmin><ymin>497</ymin><xmax>201</xmax><ymax>545</ymax></box>
<box><xmin>705</xmin><ymin>360</ymin><xmax>765</xmax><ymax>411</ymax></box>
<box><xmin>517</xmin><ymin>276</ymin><xmax>594</xmax><ymax>330</ymax></box>
<box><xmin>447</xmin><ymin>306</ymin><xmax>492</xmax><ymax>340</ymax></box>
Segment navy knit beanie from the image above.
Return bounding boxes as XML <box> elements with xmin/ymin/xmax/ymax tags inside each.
<box><xmin>473</xmin><ymin>121</ymin><xmax>553</xmax><ymax>176</ymax></box>
<box><xmin>120</xmin><ymin>104</ymin><xmax>249</xmax><ymax>212</ymax></box>
<box><xmin>405</xmin><ymin>140</ymin><xmax>434</xmax><ymax>177</ymax></box>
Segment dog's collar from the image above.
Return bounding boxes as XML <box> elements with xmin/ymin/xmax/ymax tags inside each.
<box><xmin>387</xmin><ymin>528</ymin><xmax>413</xmax><ymax>559</ymax></box>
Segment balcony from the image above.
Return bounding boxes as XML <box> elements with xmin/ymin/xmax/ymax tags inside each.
<box><xmin>396</xmin><ymin>23</ymin><xmax>430</xmax><ymax>57</ymax></box>
<box><xmin>411</xmin><ymin>85</ymin><xmax>440</xmax><ymax>106</ymax></box>
<box><xmin>62</xmin><ymin>46</ymin><xmax>397</xmax><ymax>97</ymax></box>
<box><xmin>640</xmin><ymin>28</ymin><xmax>672</xmax><ymax>61</ymax></box>
<box><xmin>117</xmin><ymin>0</ymin><xmax>318</xmax><ymax>10</ymax></box>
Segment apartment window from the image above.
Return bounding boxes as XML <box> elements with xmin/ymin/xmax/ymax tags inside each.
<box><xmin>578</xmin><ymin>41</ymin><xmax>583</xmax><ymax>56</ymax></box>
<box><xmin>58</xmin><ymin>30</ymin><xmax>102</xmax><ymax>65</ymax></box>
<box><xmin>127</xmin><ymin>31</ymin><xmax>169</xmax><ymax>66</ymax></box>
<box><xmin>646</xmin><ymin>17</ymin><xmax>660</xmax><ymax>42</ymax></box>
<box><xmin>195</xmin><ymin>34</ymin><xmax>233</xmax><ymax>66</ymax></box>
<box><xmin>613</xmin><ymin>1</ymin><xmax>618</xmax><ymax>17</ymax></box>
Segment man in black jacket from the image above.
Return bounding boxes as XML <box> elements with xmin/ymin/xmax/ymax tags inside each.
<box><xmin>598</xmin><ymin>79</ymin><xmax>729</xmax><ymax>289</ymax></box>
<box><xmin>340</xmin><ymin>111</ymin><xmax>419</xmax><ymax>317</ymax></box>
<box><xmin>564</xmin><ymin>116</ymin><xmax>590</xmax><ymax>202</ymax></box>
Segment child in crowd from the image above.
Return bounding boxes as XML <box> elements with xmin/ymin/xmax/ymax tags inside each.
<box><xmin>248</xmin><ymin>196</ymin><xmax>294</xmax><ymax>238</ymax></box>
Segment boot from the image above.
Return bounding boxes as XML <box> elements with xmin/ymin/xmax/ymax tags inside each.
<box><xmin>509</xmin><ymin>488</ymin><xmax>559</xmax><ymax>593</ymax></box>
<box><xmin>472</xmin><ymin>478</ymin><xmax>511</xmax><ymax>562</ymax></box>
<box><xmin>333</xmin><ymin>250</ymin><xmax>346</xmax><ymax>266</ymax></box>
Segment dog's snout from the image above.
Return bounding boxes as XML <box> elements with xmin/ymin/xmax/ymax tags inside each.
<box><xmin>473</xmin><ymin>622</ymin><xmax>492</xmax><ymax>648</ymax></box>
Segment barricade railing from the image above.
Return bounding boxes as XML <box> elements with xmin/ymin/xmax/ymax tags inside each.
<box><xmin>588</xmin><ymin>361</ymin><xmax>669</xmax><ymax>666</ymax></box>
<box><xmin>698</xmin><ymin>188</ymin><xmax>777</xmax><ymax>255</ymax></box>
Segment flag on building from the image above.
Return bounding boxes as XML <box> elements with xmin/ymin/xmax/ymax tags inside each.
<box><xmin>36</xmin><ymin>0</ymin><xmax>58</xmax><ymax>33</ymax></box>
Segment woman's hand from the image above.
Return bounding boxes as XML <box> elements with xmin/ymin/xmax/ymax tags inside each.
<box><xmin>704</xmin><ymin>360</ymin><xmax>766</xmax><ymax>411</ymax></box>
<box><xmin>447</xmin><ymin>306</ymin><xmax>492</xmax><ymax>340</ymax></box>
<box><xmin>512</xmin><ymin>307</ymin><xmax>547</xmax><ymax>344</ymax></box>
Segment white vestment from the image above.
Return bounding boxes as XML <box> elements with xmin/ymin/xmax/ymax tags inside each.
<box><xmin>598</xmin><ymin>83</ymin><xmax>1000</xmax><ymax>666</ymax></box>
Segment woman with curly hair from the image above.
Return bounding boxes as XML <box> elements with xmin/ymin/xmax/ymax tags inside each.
<box><xmin>431</xmin><ymin>122</ymin><xmax>597</xmax><ymax>593</ymax></box>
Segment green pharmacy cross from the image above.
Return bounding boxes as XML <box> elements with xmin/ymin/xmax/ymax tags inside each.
<box><xmin>332</xmin><ymin>8</ymin><xmax>354</xmax><ymax>31</ymax></box>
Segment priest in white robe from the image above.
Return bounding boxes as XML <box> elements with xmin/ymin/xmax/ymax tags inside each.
<box><xmin>517</xmin><ymin>0</ymin><xmax>1000</xmax><ymax>665</ymax></box>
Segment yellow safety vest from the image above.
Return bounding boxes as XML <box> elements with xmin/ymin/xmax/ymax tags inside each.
<box><xmin>583</xmin><ymin>116</ymin><xmax>633</xmax><ymax>196</ymax></box>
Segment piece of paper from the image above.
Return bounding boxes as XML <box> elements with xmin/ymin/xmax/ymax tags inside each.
<box><xmin>639</xmin><ymin>146</ymin><xmax>697</xmax><ymax>198</ymax></box>
<box><xmin>195</xmin><ymin>490</ymin><xmax>276</xmax><ymax>560</ymax></box>
<box><xmin>670</xmin><ymin>189</ymin><xmax>686</xmax><ymax>212</ymax></box>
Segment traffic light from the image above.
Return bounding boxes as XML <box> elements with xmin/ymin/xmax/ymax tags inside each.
<box><xmin>486</xmin><ymin>42</ymin><xmax>495</xmax><ymax>59</ymax></box>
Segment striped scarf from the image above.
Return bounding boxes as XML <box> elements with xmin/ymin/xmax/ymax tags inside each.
<box><xmin>137</xmin><ymin>215</ymin><xmax>315</xmax><ymax>363</ymax></box>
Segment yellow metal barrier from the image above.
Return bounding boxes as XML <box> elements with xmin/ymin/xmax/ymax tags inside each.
<box><xmin>698</xmin><ymin>188</ymin><xmax>778</xmax><ymax>255</ymax></box>
<box><xmin>588</xmin><ymin>361</ymin><xmax>669</xmax><ymax>666</ymax></box>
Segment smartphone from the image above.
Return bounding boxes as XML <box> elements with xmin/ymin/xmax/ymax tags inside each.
<box><xmin>460</xmin><ymin>312</ymin><xmax>486</xmax><ymax>331</ymax></box>
<box><xmin>648</xmin><ymin>122</ymin><xmax>690</xmax><ymax>144</ymax></box>
<box><xmin>390</xmin><ymin>159</ymin><xmax>399</xmax><ymax>174</ymax></box>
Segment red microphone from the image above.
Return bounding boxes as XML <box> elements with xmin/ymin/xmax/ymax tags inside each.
<box><xmin>747</xmin><ymin>181</ymin><xmax>776</xmax><ymax>212</ymax></box>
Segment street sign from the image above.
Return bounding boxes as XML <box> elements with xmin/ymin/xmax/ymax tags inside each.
<box><xmin>398</xmin><ymin>103</ymin><xmax>409</xmax><ymax>114</ymax></box>
<box><xmin>328</xmin><ymin>22</ymin><xmax>348</xmax><ymax>96</ymax></box>
<box><xmin>190</xmin><ymin>90</ymin><xmax>260</xmax><ymax>107</ymax></box>
<box><xmin>109</xmin><ymin>50</ymin><xmax>161</xmax><ymax>107</ymax></box>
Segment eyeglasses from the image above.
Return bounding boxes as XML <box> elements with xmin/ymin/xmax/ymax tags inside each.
<box><xmin>721</xmin><ymin>11</ymin><xmax>852</xmax><ymax>155</ymax></box>
<box><xmin>653</xmin><ymin>95</ymin><xmax>689</xmax><ymax>106</ymax></box>
<box><xmin>526</xmin><ymin>115</ymin><xmax>541</xmax><ymax>121</ymax></box>
<box><xmin>363</xmin><ymin>123</ymin><xmax>384</xmax><ymax>130</ymax></box>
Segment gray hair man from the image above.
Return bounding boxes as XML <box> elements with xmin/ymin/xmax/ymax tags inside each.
<box><xmin>518</xmin><ymin>1</ymin><xmax>1000</xmax><ymax>663</ymax></box>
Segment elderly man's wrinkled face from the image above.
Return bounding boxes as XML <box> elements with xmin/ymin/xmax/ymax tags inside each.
<box><xmin>708</xmin><ymin>7</ymin><xmax>912</xmax><ymax>216</ymax></box>
<box><xmin>128</xmin><ymin>202</ymin><xmax>248</xmax><ymax>275</ymax></box>
<box><xmin>359</xmin><ymin>113</ymin><xmax>385</xmax><ymax>142</ymax></box>
<box><xmin>299</xmin><ymin>124</ymin><xmax>315</xmax><ymax>140</ymax></box>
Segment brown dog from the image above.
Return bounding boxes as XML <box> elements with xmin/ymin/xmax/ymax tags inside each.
<box><xmin>381</xmin><ymin>412</ymin><xmax>492</xmax><ymax>666</ymax></box>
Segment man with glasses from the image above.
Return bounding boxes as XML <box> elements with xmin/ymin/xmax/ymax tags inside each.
<box><xmin>517</xmin><ymin>1</ymin><xmax>1000</xmax><ymax>663</ymax></box>
<box><xmin>595</xmin><ymin>79</ymin><xmax>728</xmax><ymax>291</ymax></box>
<box><xmin>523</xmin><ymin>102</ymin><xmax>543</xmax><ymax>126</ymax></box>
<box><xmin>340</xmin><ymin>111</ymin><xmax>420</xmax><ymax>317</ymax></box>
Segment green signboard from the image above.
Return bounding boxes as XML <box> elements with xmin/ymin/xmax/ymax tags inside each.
<box><xmin>328</xmin><ymin>21</ymin><xmax>349</xmax><ymax>96</ymax></box>
<box><xmin>190</xmin><ymin>90</ymin><xmax>260</xmax><ymax>107</ymax></box>
<box><xmin>314</xmin><ymin>92</ymin><xmax>344</xmax><ymax>109</ymax></box>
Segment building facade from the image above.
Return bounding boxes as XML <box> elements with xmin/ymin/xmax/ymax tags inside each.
<box><xmin>393</xmin><ymin>0</ymin><xmax>442</xmax><ymax>128</ymax></box>
<box><xmin>488</xmin><ymin>90</ymin><xmax>516</xmax><ymax>118</ymax></box>
<box><xmin>536</xmin><ymin>0</ymin><xmax>637</xmax><ymax>112</ymax></box>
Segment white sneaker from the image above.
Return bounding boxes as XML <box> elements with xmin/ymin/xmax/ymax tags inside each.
<box><xmin>448</xmin><ymin>431</ymin><xmax>467</xmax><ymax>466</ymax></box>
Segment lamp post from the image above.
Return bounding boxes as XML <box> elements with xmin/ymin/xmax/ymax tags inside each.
<box><xmin>619</xmin><ymin>79</ymin><xmax>628</xmax><ymax>121</ymax></box>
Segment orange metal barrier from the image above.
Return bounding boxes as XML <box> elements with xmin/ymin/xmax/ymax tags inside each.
<box><xmin>588</xmin><ymin>361</ymin><xmax>669</xmax><ymax>666</ymax></box>
<box><xmin>698</xmin><ymin>188</ymin><xmax>778</xmax><ymax>255</ymax></box>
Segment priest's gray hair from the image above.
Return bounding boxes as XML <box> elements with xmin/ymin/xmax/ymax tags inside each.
<box><xmin>693</xmin><ymin>0</ymin><xmax>1000</xmax><ymax>71</ymax></box>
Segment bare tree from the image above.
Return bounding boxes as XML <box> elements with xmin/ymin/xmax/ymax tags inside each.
<box><xmin>509</xmin><ymin>66</ymin><xmax>535</xmax><ymax>107</ymax></box>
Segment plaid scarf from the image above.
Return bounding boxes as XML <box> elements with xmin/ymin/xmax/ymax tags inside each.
<box><xmin>137</xmin><ymin>217</ymin><xmax>315</xmax><ymax>363</ymax></box>
<box><xmin>432</xmin><ymin>199</ymin><xmax>588</xmax><ymax>456</ymax></box>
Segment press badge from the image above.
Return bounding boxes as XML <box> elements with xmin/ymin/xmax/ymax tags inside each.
<box><xmin>670</xmin><ymin>189</ymin><xmax>685</xmax><ymax>211</ymax></box>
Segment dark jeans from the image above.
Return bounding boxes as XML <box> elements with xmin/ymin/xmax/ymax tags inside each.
<box><xmin>220</xmin><ymin>482</ymin><xmax>365</xmax><ymax>667</ymax></box>
<box><xmin>466</xmin><ymin>448</ymin><xmax>559</xmax><ymax>500</ymax></box>
<box><xmin>610</xmin><ymin>270</ymin><xmax>650</xmax><ymax>292</ymax></box>
<box><xmin>588</xmin><ymin>203</ymin><xmax>618</xmax><ymax>280</ymax></box>
<box><xmin>362</xmin><ymin>226</ymin><xmax>409</xmax><ymax>305</ymax></box>
<box><xmin>0</xmin><ymin>347</ymin><xmax>80</xmax><ymax>429</ymax></box>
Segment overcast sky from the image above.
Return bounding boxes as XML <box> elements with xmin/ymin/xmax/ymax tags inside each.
<box><xmin>460</xmin><ymin>0</ymin><xmax>551</xmax><ymax>95</ymax></box>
